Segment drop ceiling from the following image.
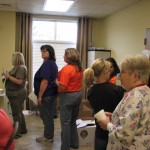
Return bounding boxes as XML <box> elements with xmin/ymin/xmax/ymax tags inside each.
<box><xmin>0</xmin><ymin>0</ymin><xmax>141</xmax><ymax>18</ymax></box>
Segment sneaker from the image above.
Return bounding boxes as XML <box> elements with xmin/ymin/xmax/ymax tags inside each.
<box><xmin>36</xmin><ymin>136</ymin><xmax>54</xmax><ymax>142</ymax></box>
<box><xmin>47</xmin><ymin>139</ymin><xmax>54</xmax><ymax>142</ymax></box>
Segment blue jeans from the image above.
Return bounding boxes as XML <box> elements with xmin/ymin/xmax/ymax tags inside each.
<box><xmin>59</xmin><ymin>92</ymin><xmax>82</xmax><ymax>150</ymax></box>
<box><xmin>39</xmin><ymin>95</ymin><xmax>57</xmax><ymax>139</ymax></box>
<box><xmin>53</xmin><ymin>97</ymin><xmax>57</xmax><ymax>116</ymax></box>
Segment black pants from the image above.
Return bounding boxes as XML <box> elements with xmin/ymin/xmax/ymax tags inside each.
<box><xmin>94</xmin><ymin>135</ymin><xmax>108</xmax><ymax>150</ymax></box>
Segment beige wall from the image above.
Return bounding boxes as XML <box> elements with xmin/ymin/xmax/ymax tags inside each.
<box><xmin>0</xmin><ymin>12</ymin><xmax>15</xmax><ymax>112</ymax></box>
<box><xmin>0</xmin><ymin>12</ymin><xmax>16</xmax><ymax>88</ymax></box>
<box><xmin>99</xmin><ymin>0</ymin><xmax>150</xmax><ymax>63</ymax></box>
<box><xmin>91</xmin><ymin>19</ymin><xmax>104</xmax><ymax>48</ymax></box>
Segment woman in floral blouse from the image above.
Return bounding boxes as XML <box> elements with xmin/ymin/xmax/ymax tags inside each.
<box><xmin>98</xmin><ymin>55</ymin><xmax>150</xmax><ymax>150</ymax></box>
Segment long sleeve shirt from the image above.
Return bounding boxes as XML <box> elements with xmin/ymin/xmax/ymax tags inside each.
<box><xmin>107</xmin><ymin>85</ymin><xmax>150</xmax><ymax>150</ymax></box>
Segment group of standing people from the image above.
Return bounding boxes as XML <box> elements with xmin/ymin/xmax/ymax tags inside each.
<box><xmin>2</xmin><ymin>45</ymin><xmax>83</xmax><ymax>150</ymax></box>
<box><xmin>98</xmin><ymin>55</ymin><xmax>150</xmax><ymax>150</ymax></box>
<box><xmin>84</xmin><ymin>55</ymin><xmax>150</xmax><ymax>150</ymax></box>
<box><xmin>2</xmin><ymin>44</ymin><xmax>150</xmax><ymax>150</ymax></box>
<box><xmin>34</xmin><ymin>45</ymin><xmax>83</xmax><ymax>150</ymax></box>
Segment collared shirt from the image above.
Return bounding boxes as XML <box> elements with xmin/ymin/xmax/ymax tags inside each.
<box><xmin>108</xmin><ymin>76</ymin><xmax>117</xmax><ymax>84</ymax></box>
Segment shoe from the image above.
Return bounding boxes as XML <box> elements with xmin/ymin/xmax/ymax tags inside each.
<box><xmin>36</xmin><ymin>136</ymin><xmax>54</xmax><ymax>142</ymax></box>
<box><xmin>53</xmin><ymin>115</ymin><xmax>57</xmax><ymax>119</ymax></box>
<box><xmin>70</xmin><ymin>145</ymin><xmax>79</xmax><ymax>149</ymax></box>
<box><xmin>20</xmin><ymin>130</ymin><xmax>27</xmax><ymax>134</ymax></box>
<box><xmin>47</xmin><ymin>139</ymin><xmax>54</xmax><ymax>142</ymax></box>
<box><xmin>15</xmin><ymin>134</ymin><xmax>22</xmax><ymax>139</ymax></box>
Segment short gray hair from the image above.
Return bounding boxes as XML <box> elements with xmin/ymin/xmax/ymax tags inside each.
<box><xmin>120</xmin><ymin>55</ymin><xmax>150</xmax><ymax>83</ymax></box>
<box><xmin>12</xmin><ymin>52</ymin><xmax>25</xmax><ymax>66</ymax></box>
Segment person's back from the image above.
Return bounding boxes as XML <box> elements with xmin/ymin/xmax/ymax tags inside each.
<box><xmin>87</xmin><ymin>82</ymin><xmax>124</xmax><ymax>140</ymax></box>
<box><xmin>0</xmin><ymin>109</ymin><xmax>15</xmax><ymax>150</ymax></box>
<box><xmin>97</xmin><ymin>55</ymin><xmax>150</xmax><ymax>150</ymax></box>
<box><xmin>56</xmin><ymin>48</ymin><xmax>83</xmax><ymax>150</ymax></box>
<box><xmin>57</xmin><ymin>64</ymin><xmax>83</xmax><ymax>92</ymax></box>
<box><xmin>84</xmin><ymin>58</ymin><xmax>125</xmax><ymax>150</ymax></box>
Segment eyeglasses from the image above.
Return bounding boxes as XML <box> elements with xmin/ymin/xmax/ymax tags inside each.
<box><xmin>117</xmin><ymin>73</ymin><xmax>121</xmax><ymax>79</ymax></box>
<box><xmin>117</xmin><ymin>70</ymin><xmax>129</xmax><ymax>79</ymax></box>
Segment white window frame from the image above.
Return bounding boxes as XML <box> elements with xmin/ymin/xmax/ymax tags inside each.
<box><xmin>32</xmin><ymin>17</ymin><xmax>78</xmax><ymax>84</ymax></box>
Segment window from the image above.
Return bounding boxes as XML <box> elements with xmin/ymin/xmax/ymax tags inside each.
<box><xmin>32</xmin><ymin>19</ymin><xmax>77</xmax><ymax>82</ymax></box>
<box><xmin>33</xmin><ymin>21</ymin><xmax>55</xmax><ymax>40</ymax></box>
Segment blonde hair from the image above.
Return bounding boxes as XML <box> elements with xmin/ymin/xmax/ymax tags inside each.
<box><xmin>12</xmin><ymin>52</ymin><xmax>25</xmax><ymax>67</ymax></box>
<box><xmin>84</xmin><ymin>59</ymin><xmax>110</xmax><ymax>87</ymax></box>
<box><xmin>120</xmin><ymin>55</ymin><xmax>150</xmax><ymax>83</ymax></box>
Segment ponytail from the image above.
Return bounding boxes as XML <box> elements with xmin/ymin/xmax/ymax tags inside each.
<box><xmin>84</xmin><ymin>68</ymin><xmax>94</xmax><ymax>88</ymax></box>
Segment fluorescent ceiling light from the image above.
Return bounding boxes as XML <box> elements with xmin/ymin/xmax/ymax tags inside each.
<box><xmin>44</xmin><ymin>0</ymin><xmax>74</xmax><ymax>12</ymax></box>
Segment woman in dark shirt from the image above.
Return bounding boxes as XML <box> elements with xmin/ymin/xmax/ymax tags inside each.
<box><xmin>34</xmin><ymin>45</ymin><xmax>58</xmax><ymax>142</ymax></box>
<box><xmin>84</xmin><ymin>58</ymin><xmax>125</xmax><ymax>150</ymax></box>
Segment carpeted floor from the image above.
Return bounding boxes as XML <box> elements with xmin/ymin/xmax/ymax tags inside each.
<box><xmin>14</xmin><ymin>111</ymin><xmax>94</xmax><ymax>150</ymax></box>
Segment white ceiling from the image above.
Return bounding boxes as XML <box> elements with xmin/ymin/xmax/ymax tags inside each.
<box><xmin>0</xmin><ymin>0</ymin><xmax>141</xmax><ymax>18</ymax></box>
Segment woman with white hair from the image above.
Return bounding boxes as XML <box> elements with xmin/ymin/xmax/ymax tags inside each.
<box><xmin>98</xmin><ymin>55</ymin><xmax>150</xmax><ymax>150</ymax></box>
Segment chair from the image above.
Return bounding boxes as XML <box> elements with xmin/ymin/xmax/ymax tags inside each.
<box><xmin>4</xmin><ymin>121</ymin><xmax>19</xmax><ymax>150</ymax></box>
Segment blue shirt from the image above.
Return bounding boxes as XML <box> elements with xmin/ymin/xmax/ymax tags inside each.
<box><xmin>34</xmin><ymin>59</ymin><xmax>58</xmax><ymax>97</ymax></box>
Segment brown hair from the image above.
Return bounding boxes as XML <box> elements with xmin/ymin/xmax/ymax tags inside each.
<box><xmin>65</xmin><ymin>48</ymin><xmax>83</xmax><ymax>71</ymax></box>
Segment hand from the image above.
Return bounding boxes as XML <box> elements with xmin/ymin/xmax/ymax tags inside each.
<box><xmin>97</xmin><ymin>116</ymin><xmax>110</xmax><ymax>130</ymax></box>
<box><xmin>3</xmin><ymin>72</ymin><xmax>10</xmax><ymax>79</ymax></box>
<box><xmin>105</xmin><ymin>112</ymin><xmax>112</xmax><ymax>120</ymax></box>
<box><xmin>55</xmin><ymin>79</ymin><xmax>59</xmax><ymax>86</ymax></box>
<box><xmin>38</xmin><ymin>97</ymin><xmax>42</xmax><ymax>105</ymax></box>
<box><xmin>1</xmin><ymin>73</ymin><xmax>5</xmax><ymax>79</ymax></box>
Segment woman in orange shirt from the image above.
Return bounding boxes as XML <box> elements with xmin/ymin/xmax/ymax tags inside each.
<box><xmin>106</xmin><ymin>57</ymin><xmax>120</xmax><ymax>84</ymax></box>
<box><xmin>56</xmin><ymin>48</ymin><xmax>83</xmax><ymax>150</ymax></box>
